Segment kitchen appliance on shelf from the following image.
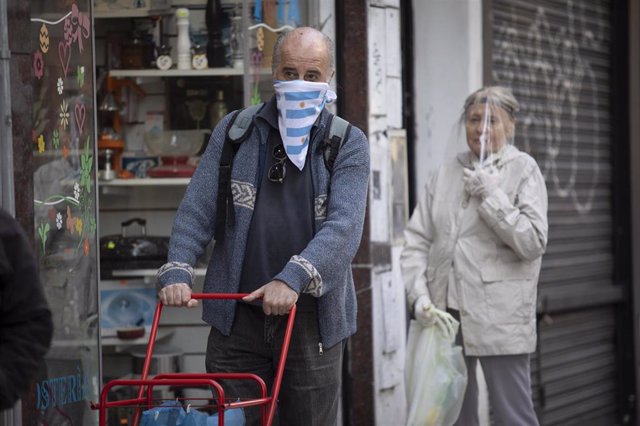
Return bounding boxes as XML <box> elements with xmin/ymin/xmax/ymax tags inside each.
<box><xmin>144</xmin><ymin>129</ymin><xmax>209</xmax><ymax>178</ymax></box>
<box><xmin>98</xmin><ymin>74</ymin><xmax>146</xmax><ymax>176</ymax></box>
<box><xmin>100</xmin><ymin>286</ymin><xmax>156</xmax><ymax>339</ymax></box>
<box><xmin>99</xmin><ymin>217</ymin><xmax>169</xmax><ymax>280</ymax></box>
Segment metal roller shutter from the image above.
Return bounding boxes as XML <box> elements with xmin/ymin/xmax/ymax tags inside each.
<box><xmin>531</xmin><ymin>307</ymin><xmax>618</xmax><ymax>424</ymax></box>
<box><xmin>488</xmin><ymin>0</ymin><xmax>621</xmax><ymax>424</ymax></box>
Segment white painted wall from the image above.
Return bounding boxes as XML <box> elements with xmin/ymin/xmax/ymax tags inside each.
<box><xmin>367</xmin><ymin>2</ymin><xmax>409</xmax><ymax>425</ymax></box>
<box><xmin>410</xmin><ymin>1</ymin><xmax>489</xmax><ymax>424</ymax></box>
<box><xmin>411</xmin><ymin>0</ymin><xmax>483</xmax><ymax>189</ymax></box>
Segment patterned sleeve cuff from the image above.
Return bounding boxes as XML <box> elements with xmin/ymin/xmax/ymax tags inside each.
<box><xmin>275</xmin><ymin>255</ymin><xmax>323</xmax><ymax>297</ymax></box>
<box><xmin>157</xmin><ymin>262</ymin><xmax>194</xmax><ymax>287</ymax></box>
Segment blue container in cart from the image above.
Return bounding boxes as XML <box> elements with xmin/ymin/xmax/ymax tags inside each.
<box><xmin>140</xmin><ymin>400</ymin><xmax>245</xmax><ymax>426</ymax></box>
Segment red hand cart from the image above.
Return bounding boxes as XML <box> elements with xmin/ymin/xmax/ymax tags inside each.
<box><xmin>91</xmin><ymin>293</ymin><xmax>296</xmax><ymax>426</ymax></box>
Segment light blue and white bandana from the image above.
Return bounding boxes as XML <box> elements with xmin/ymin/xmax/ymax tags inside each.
<box><xmin>273</xmin><ymin>80</ymin><xmax>337</xmax><ymax>170</ymax></box>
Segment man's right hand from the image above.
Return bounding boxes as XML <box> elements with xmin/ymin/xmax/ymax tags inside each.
<box><xmin>159</xmin><ymin>283</ymin><xmax>198</xmax><ymax>307</ymax></box>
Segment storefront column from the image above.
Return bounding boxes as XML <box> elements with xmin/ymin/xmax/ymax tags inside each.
<box><xmin>336</xmin><ymin>1</ymin><xmax>373</xmax><ymax>425</ymax></box>
<box><xmin>629</xmin><ymin>0</ymin><xmax>640</xmax><ymax>422</ymax></box>
<box><xmin>4</xmin><ymin>0</ymin><xmax>35</xmax><ymax>237</ymax></box>
<box><xmin>0</xmin><ymin>0</ymin><xmax>14</xmax><ymax>214</ymax></box>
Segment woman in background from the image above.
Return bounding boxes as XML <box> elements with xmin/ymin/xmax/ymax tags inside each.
<box><xmin>401</xmin><ymin>86</ymin><xmax>548</xmax><ymax>425</ymax></box>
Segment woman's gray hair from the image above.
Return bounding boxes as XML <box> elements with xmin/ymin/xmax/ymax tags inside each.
<box><xmin>271</xmin><ymin>29</ymin><xmax>335</xmax><ymax>74</ymax></box>
<box><xmin>461</xmin><ymin>86</ymin><xmax>520</xmax><ymax>121</ymax></box>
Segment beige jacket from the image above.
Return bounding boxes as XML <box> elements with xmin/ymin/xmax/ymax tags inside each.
<box><xmin>401</xmin><ymin>145</ymin><xmax>548</xmax><ymax>356</ymax></box>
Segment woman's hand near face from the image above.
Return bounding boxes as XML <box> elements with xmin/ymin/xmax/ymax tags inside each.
<box><xmin>463</xmin><ymin>168</ymin><xmax>502</xmax><ymax>200</ymax></box>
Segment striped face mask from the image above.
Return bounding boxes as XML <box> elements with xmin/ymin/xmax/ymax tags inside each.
<box><xmin>273</xmin><ymin>80</ymin><xmax>337</xmax><ymax>170</ymax></box>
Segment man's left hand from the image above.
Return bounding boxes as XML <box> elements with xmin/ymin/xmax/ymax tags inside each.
<box><xmin>243</xmin><ymin>280</ymin><xmax>298</xmax><ymax>315</ymax></box>
<box><xmin>463</xmin><ymin>168</ymin><xmax>501</xmax><ymax>200</ymax></box>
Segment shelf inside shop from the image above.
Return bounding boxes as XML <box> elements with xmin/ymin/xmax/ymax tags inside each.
<box><xmin>109</xmin><ymin>67</ymin><xmax>245</xmax><ymax>78</ymax></box>
<box><xmin>94</xmin><ymin>9</ymin><xmax>174</xmax><ymax>19</ymax></box>
<box><xmin>99</xmin><ymin>178</ymin><xmax>191</xmax><ymax>187</ymax></box>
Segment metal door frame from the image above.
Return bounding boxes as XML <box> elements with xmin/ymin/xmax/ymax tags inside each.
<box><xmin>0</xmin><ymin>0</ymin><xmax>15</xmax><ymax>215</ymax></box>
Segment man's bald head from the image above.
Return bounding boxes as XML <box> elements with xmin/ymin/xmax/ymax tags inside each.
<box><xmin>271</xmin><ymin>27</ymin><xmax>334</xmax><ymax>77</ymax></box>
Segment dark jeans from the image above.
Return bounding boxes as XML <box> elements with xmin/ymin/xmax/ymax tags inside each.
<box><xmin>205</xmin><ymin>303</ymin><xmax>344</xmax><ymax>426</ymax></box>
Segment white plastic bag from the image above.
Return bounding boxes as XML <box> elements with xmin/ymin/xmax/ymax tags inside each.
<box><xmin>405</xmin><ymin>309</ymin><xmax>467</xmax><ymax>426</ymax></box>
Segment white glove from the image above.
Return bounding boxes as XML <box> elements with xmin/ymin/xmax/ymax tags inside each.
<box><xmin>463</xmin><ymin>168</ymin><xmax>501</xmax><ymax>200</ymax></box>
<box><xmin>414</xmin><ymin>295</ymin><xmax>437</xmax><ymax>327</ymax></box>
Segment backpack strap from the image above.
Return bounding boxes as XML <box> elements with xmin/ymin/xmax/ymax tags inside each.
<box><xmin>322</xmin><ymin>114</ymin><xmax>352</xmax><ymax>172</ymax></box>
<box><xmin>214</xmin><ymin>103</ymin><xmax>264</xmax><ymax>242</ymax></box>
<box><xmin>227</xmin><ymin>103</ymin><xmax>263</xmax><ymax>142</ymax></box>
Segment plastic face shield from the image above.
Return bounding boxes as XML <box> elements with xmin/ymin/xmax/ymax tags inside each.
<box><xmin>463</xmin><ymin>100</ymin><xmax>513</xmax><ymax>169</ymax></box>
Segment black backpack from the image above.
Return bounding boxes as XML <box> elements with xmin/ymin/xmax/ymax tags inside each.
<box><xmin>214</xmin><ymin>103</ymin><xmax>352</xmax><ymax>241</ymax></box>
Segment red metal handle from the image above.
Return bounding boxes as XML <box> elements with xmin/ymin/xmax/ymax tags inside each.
<box><xmin>139</xmin><ymin>294</ymin><xmax>251</xmax><ymax>387</ymax></box>
<box><xmin>267</xmin><ymin>299</ymin><xmax>296</xmax><ymax>425</ymax></box>
<box><xmin>133</xmin><ymin>293</ymin><xmax>296</xmax><ymax>426</ymax></box>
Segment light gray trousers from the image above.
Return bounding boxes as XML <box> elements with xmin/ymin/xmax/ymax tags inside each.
<box><xmin>447</xmin><ymin>309</ymin><xmax>539</xmax><ymax>426</ymax></box>
<box><xmin>453</xmin><ymin>353</ymin><xmax>540</xmax><ymax>426</ymax></box>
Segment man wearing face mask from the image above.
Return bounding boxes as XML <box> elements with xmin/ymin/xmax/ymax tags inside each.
<box><xmin>157</xmin><ymin>27</ymin><xmax>369</xmax><ymax>424</ymax></box>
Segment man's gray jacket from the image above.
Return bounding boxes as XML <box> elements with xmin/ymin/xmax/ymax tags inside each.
<box><xmin>158</xmin><ymin>97</ymin><xmax>370</xmax><ymax>348</ymax></box>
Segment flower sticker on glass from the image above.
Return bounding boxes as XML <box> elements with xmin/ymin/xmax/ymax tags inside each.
<box><xmin>77</xmin><ymin>66</ymin><xmax>85</xmax><ymax>88</ymax></box>
<box><xmin>33</xmin><ymin>51</ymin><xmax>44</xmax><ymax>80</ymax></box>
<box><xmin>37</xmin><ymin>134</ymin><xmax>45</xmax><ymax>153</ymax></box>
<box><xmin>52</xmin><ymin>129</ymin><xmax>60</xmax><ymax>149</ymax></box>
<box><xmin>80</xmin><ymin>136</ymin><xmax>93</xmax><ymax>194</ymax></box>
<box><xmin>64</xmin><ymin>4</ymin><xmax>91</xmax><ymax>53</ymax></box>
<box><xmin>57</xmin><ymin>78</ymin><xmax>64</xmax><ymax>95</ymax></box>
<box><xmin>73</xmin><ymin>182</ymin><xmax>80</xmax><ymax>200</ymax></box>
<box><xmin>75</xmin><ymin>217</ymin><xmax>83</xmax><ymax>235</ymax></box>
<box><xmin>37</xmin><ymin>221</ymin><xmax>50</xmax><ymax>253</ymax></box>
<box><xmin>59</xmin><ymin>99</ymin><xmax>70</xmax><ymax>129</ymax></box>
<box><xmin>56</xmin><ymin>212</ymin><xmax>63</xmax><ymax>230</ymax></box>
<box><xmin>66</xmin><ymin>206</ymin><xmax>76</xmax><ymax>234</ymax></box>
<box><xmin>64</xmin><ymin>17</ymin><xmax>73</xmax><ymax>46</ymax></box>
